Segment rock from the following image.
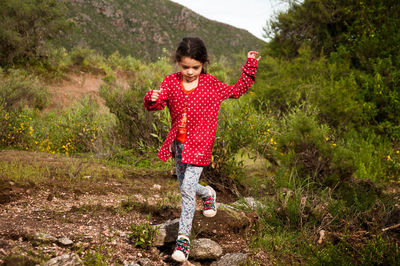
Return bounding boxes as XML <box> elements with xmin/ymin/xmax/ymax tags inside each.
<box><xmin>116</xmin><ymin>230</ymin><xmax>127</xmax><ymax>238</ymax></box>
<box><xmin>152</xmin><ymin>184</ymin><xmax>161</xmax><ymax>190</ymax></box>
<box><xmin>192</xmin><ymin>203</ymin><xmax>256</xmax><ymax>238</ymax></box>
<box><xmin>152</xmin><ymin>218</ymin><xmax>179</xmax><ymax>246</ymax></box>
<box><xmin>211</xmin><ymin>253</ymin><xmax>248</xmax><ymax>266</ymax></box>
<box><xmin>57</xmin><ymin>237</ymin><xmax>73</xmax><ymax>246</ymax></box>
<box><xmin>190</xmin><ymin>238</ymin><xmax>223</xmax><ymax>260</ymax></box>
<box><xmin>44</xmin><ymin>253</ymin><xmax>83</xmax><ymax>266</ymax></box>
<box><xmin>123</xmin><ymin>262</ymin><xmax>140</xmax><ymax>266</ymax></box>
<box><xmin>232</xmin><ymin>197</ymin><xmax>265</xmax><ymax>210</ymax></box>
<box><xmin>138</xmin><ymin>258</ymin><xmax>152</xmax><ymax>266</ymax></box>
<box><xmin>34</xmin><ymin>232</ymin><xmax>57</xmax><ymax>243</ymax></box>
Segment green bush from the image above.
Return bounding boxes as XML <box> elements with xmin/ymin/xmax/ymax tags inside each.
<box><xmin>0</xmin><ymin>69</ymin><xmax>49</xmax><ymax>111</ymax></box>
<box><xmin>128</xmin><ymin>222</ymin><xmax>158</xmax><ymax>249</ymax></box>
<box><xmin>0</xmin><ymin>0</ymin><xmax>72</xmax><ymax>66</ymax></box>
<box><xmin>254</xmin><ymin>46</ymin><xmax>364</xmax><ymax>132</ymax></box>
<box><xmin>271</xmin><ymin>107</ymin><xmax>354</xmax><ymax>187</ymax></box>
<box><xmin>0</xmin><ymin>96</ymin><xmax>116</xmax><ymax>154</ymax></box>
<box><xmin>99</xmin><ymin>57</ymin><xmax>172</xmax><ymax>150</ymax></box>
<box><xmin>308</xmin><ymin>234</ymin><xmax>400</xmax><ymax>265</ymax></box>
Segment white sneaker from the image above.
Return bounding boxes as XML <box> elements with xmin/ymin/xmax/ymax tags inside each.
<box><xmin>171</xmin><ymin>236</ymin><xmax>190</xmax><ymax>262</ymax></box>
<box><xmin>202</xmin><ymin>186</ymin><xmax>217</xmax><ymax>217</ymax></box>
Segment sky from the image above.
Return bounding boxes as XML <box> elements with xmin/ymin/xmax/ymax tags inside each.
<box><xmin>169</xmin><ymin>0</ymin><xmax>290</xmax><ymax>40</ymax></box>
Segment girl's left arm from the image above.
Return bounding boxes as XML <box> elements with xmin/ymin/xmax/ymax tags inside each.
<box><xmin>217</xmin><ymin>51</ymin><xmax>260</xmax><ymax>101</ymax></box>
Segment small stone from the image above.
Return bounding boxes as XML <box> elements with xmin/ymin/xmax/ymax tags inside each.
<box><xmin>138</xmin><ymin>258</ymin><xmax>152</xmax><ymax>266</ymax></box>
<box><xmin>152</xmin><ymin>184</ymin><xmax>161</xmax><ymax>190</ymax></box>
<box><xmin>44</xmin><ymin>253</ymin><xmax>83</xmax><ymax>266</ymax></box>
<box><xmin>190</xmin><ymin>238</ymin><xmax>223</xmax><ymax>260</ymax></box>
<box><xmin>34</xmin><ymin>232</ymin><xmax>57</xmax><ymax>243</ymax></box>
<box><xmin>152</xmin><ymin>218</ymin><xmax>180</xmax><ymax>246</ymax></box>
<box><xmin>57</xmin><ymin>237</ymin><xmax>73</xmax><ymax>246</ymax></box>
<box><xmin>123</xmin><ymin>261</ymin><xmax>140</xmax><ymax>266</ymax></box>
<box><xmin>116</xmin><ymin>230</ymin><xmax>127</xmax><ymax>238</ymax></box>
<box><xmin>211</xmin><ymin>253</ymin><xmax>248</xmax><ymax>266</ymax></box>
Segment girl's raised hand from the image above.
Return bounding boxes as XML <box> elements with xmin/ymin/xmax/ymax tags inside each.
<box><xmin>151</xmin><ymin>88</ymin><xmax>162</xmax><ymax>102</ymax></box>
<box><xmin>247</xmin><ymin>51</ymin><xmax>261</xmax><ymax>61</ymax></box>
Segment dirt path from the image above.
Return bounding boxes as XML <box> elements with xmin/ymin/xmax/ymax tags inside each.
<box><xmin>0</xmin><ymin>150</ymin><xmax>261</xmax><ymax>265</ymax></box>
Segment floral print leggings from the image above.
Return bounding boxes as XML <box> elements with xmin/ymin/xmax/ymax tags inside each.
<box><xmin>174</xmin><ymin>141</ymin><xmax>211</xmax><ymax>236</ymax></box>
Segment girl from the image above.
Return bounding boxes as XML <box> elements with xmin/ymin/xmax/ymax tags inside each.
<box><xmin>144</xmin><ymin>37</ymin><xmax>260</xmax><ymax>262</ymax></box>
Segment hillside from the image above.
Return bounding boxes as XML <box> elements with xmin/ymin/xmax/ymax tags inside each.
<box><xmin>62</xmin><ymin>0</ymin><xmax>265</xmax><ymax>61</ymax></box>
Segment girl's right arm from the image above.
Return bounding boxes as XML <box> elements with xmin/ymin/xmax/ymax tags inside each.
<box><xmin>144</xmin><ymin>76</ymin><xmax>169</xmax><ymax>111</ymax></box>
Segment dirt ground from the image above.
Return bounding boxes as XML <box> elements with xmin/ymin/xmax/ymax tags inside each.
<box><xmin>0</xmin><ymin>150</ymin><xmax>262</xmax><ymax>265</ymax></box>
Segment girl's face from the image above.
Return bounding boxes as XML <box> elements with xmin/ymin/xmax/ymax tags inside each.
<box><xmin>178</xmin><ymin>56</ymin><xmax>203</xmax><ymax>83</ymax></box>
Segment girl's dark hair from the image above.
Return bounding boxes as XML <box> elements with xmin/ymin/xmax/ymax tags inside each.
<box><xmin>175</xmin><ymin>37</ymin><xmax>209</xmax><ymax>74</ymax></box>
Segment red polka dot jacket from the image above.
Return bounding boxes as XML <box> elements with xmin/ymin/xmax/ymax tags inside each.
<box><xmin>144</xmin><ymin>57</ymin><xmax>258</xmax><ymax>166</ymax></box>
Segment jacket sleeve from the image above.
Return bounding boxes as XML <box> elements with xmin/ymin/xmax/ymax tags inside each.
<box><xmin>215</xmin><ymin>57</ymin><xmax>258</xmax><ymax>101</ymax></box>
<box><xmin>144</xmin><ymin>76</ymin><xmax>170</xmax><ymax>111</ymax></box>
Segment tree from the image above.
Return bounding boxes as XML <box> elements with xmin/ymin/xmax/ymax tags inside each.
<box><xmin>0</xmin><ymin>0</ymin><xmax>72</xmax><ymax>66</ymax></box>
<box><xmin>266</xmin><ymin>0</ymin><xmax>400</xmax><ymax>66</ymax></box>
<box><xmin>263</xmin><ymin>0</ymin><xmax>400</xmax><ymax>140</ymax></box>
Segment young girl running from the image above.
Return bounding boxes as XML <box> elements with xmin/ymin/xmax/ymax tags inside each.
<box><xmin>144</xmin><ymin>37</ymin><xmax>260</xmax><ymax>262</ymax></box>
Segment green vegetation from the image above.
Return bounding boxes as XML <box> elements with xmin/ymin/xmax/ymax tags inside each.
<box><xmin>0</xmin><ymin>0</ymin><xmax>399</xmax><ymax>264</ymax></box>
<box><xmin>0</xmin><ymin>0</ymin><xmax>72</xmax><ymax>66</ymax></box>
<box><xmin>128</xmin><ymin>221</ymin><xmax>158</xmax><ymax>249</ymax></box>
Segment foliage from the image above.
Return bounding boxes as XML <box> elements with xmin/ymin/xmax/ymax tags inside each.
<box><xmin>264</xmin><ymin>0</ymin><xmax>400</xmax><ymax>141</ymax></box>
<box><xmin>253</xmin><ymin>46</ymin><xmax>364</xmax><ymax>132</ymax></box>
<box><xmin>99</xmin><ymin>55</ymin><xmax>172</xmax><ymax>150</ymax></box>
<box><xmin>273</xmin><ymin>107</ymin><xmax>355</xmax><ymax>187</ymax></box>
<box><xmin>266</xmin><ymin>0</ymin><xmax>400</xmax><ymax>63</ymax></box>
<box><xmin>307</xmin><ymin>234</ymin><xmax>400</xmax><ymax>265</ymax></box>
<box><xmin>0</xmin><ymin>69</ymin><xmax>49</xmax><ymax>111</ymax></box>
<box><xmin>128</xmin><ymin>222</ymin><xmax>158</xmax><ymax>249</ymax></box>
<box><xmin>0</xmin><ymin>96</ymin><xmax>116</xmax><ymax>155</ymax></box>
<box><xmin>0</xmin><ymin>0</ymin><xmax>72</xmax><ymax>66</ymax></box>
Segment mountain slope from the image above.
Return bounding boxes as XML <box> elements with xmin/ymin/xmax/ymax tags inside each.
<box><xmin>63</xmin><ymin>0</ymin><xmax>265</xmax><ymax>61</ymax></box>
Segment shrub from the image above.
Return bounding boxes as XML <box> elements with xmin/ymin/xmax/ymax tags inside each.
<box><xmin>253</xmin><ymin>46</ymin><xmax>364</xmax><ymax>132</ymax></box>
<box><xmin>32</xmin><ymin>96</ymin><xmax>116</xmax><ymax>154</ymax></box>
<box><xmin>99</xmin><ymin>57</ymin><xmax>172</xmax><ymax>150</ymax></box>
<box><xmin>0</xmin><ymin>0</ymin><xmax>72</xmax><ymax>66</ymax></box>
<box><xmin>0</xmin><ymin>96</ymin><xmax>116</xmax><ymax>154</ymax></box>
<box><xmin>272</xmin><ymin>107</ymin><xmax>354</xmax><ymax>187</ymax></box>
<box><xmin>0</xmin><ymin>69</ymin><xmax>49</xmax><ymax>111</ymax></box>
<box><xmin>128</xmin><ymin>222</ymin><xmax>158</xmax><ymax>249</ymax></box>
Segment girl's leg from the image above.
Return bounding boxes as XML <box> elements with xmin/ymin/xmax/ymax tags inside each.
<box><xmin>178</xmin><ymin>164</ymin><xmax>203</xmax><ymax>236</ymax></box>
<box><xmin>174</xmin><ymin>143</ymin><xmax>210</xmax><ymax>236</ymax></box>
<box><xmin>175</xmin><ymin>142</ymin><xmax>210</xmax><ymax>198</ymax></box>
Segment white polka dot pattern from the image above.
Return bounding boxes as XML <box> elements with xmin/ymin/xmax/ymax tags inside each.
<box><xmin>144</xmin><ymin>58</ymin><xmax>258</xmax><ymax>166</ymax></box>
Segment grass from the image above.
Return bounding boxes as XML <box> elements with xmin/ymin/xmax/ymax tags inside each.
<box><xmin>0</xmin><ymin>150</ymin><xmax>173</xmax><ymax>192</ymax></box>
